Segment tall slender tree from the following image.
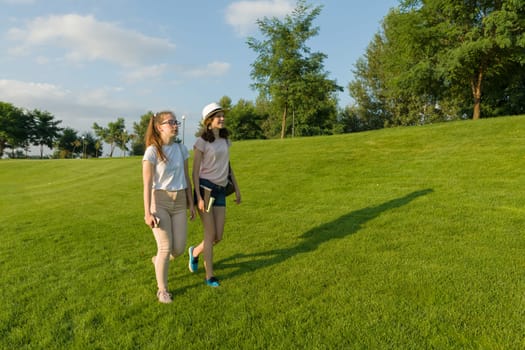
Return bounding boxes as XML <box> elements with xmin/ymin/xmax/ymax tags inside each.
<box><xmin>132</xmin><ymin>112</ymin><xmax>154</xmax><ymax>156</ymax></box>
<box><xmin>247</xmin><ymin>0</ymin><xmax>341</xmax><ymax>138</ymax></box>
<box><xmin>92</xmin><ymin>118</ymin><xmax>127</xmax><ymax>157</ymax></box>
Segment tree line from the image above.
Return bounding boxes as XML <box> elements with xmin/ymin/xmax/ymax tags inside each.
<box><xmin>0</xmin><ymin>101</ymin><xmax>135</xmax><ymax>159</ymax></box>
<box><xmin>348</xmin><ymin>0</ymin><xmax>525</xmax><ymax>128</ymax></box>
<box><xmin>1</xmin><ymin>0</ymin><xmax>524</xmax><ymax>158</ymax></box>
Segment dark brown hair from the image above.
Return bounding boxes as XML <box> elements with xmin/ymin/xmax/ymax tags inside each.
<box><xmin>200</xmin><ymin>112</ymin><xmax>229</xmax><ymax>143</ymax></box>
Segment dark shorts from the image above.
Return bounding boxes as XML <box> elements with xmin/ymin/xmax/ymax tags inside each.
<box><xmin>194</xmin><ymin>178</ymin><xmax>227</xmax><ymax>207</ymax></box>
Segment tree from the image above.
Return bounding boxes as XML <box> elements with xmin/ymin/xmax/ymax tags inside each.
<box><xmin>118</xmin><ymin>129</ymin><xmax>131</xmax><ymax>157</ymax></box>
<box><xmin>0</xmin><ymin>102</ymin><xmax>31</xmax><ymax>157</ymax></box>
<box><xmin>55</xmin><ymin>127</ymin><xmax>79</xmax><ymax>159</ymax></box>
<box><xmin>219</xmin><ymin>96</ymin><xmax>233</xmax><ymax>112</ymax></box>
<box><xmin>92</xmin><ymin>118</ymin><xmax>127</xmax><ymax>157</ymax></box>
<box><xmin>423</xmin><ymin>0</ymin><xmax>525</xmax><ymax>120</ymax></box>
<box><xmin>349</xmin><ymin>26</ymin><xmax>409</xmax><ymax>129</ymax></box>
<box><xmin>95</xmin><ymin>139</ymin><xmax>102</xmax><ymax>158</ymax></box>
<box><xmin>247</xmin><ymin>0</ymin><xmax>342</xmax><ymax>138</ymax></box>
<box><xmin>132</xmin><ymin>112</ymin><xmax>153</xmax><ymax>156</ymax></box>
<box><xmin>378</xmin><ymin>7</ymin><xmax>449</xmax><ymax>126</ymax></box>
<box><xmin>227</xmin><ymin>99</ymin><xmax>266</xmax><ymax>140</ymax></box>
<box><xmin>80</xmin><ymin>132</ymin><xmax>102</xmax><ymax>158</ymax></box>
<box><xmin>338</xmin><ymin>106</ymin><xmax>368</xmax><ymax>133</ymax></box>
<box><xmin>29</xmin><ymin>109</ymin><xmax>62</xmax><ymax>159</ymax></box>
<box><xmin>350</xmin><ymin>0</ymin><xmax>525</xmax><ymax>125</ymax></box>
<box><xmin>482</xmin><ymin>60</ymin><xmax>525</xmax><ymax>116</ymax></box>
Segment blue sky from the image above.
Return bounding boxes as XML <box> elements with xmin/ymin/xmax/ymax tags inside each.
<box><xmin>1</xmin><ymin>0</ymin><xmax>398</xmax><ymax>150</ymax></box>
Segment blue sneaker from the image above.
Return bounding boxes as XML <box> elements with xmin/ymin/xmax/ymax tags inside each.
<box><xmin>188</xmin><ymin>246</ymin><xmax>198</xmax><ymax>272</ymax></box>
<box><xmin>206</xmin><ymin>277</ymin><xmax>220</xmax><ymax>287</ymax></box>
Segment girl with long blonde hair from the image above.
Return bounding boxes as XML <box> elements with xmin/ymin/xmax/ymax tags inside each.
<box><xmin>143</xmin><ymin>111</ymin><xmax>195</xmax><ymax>303</ymax></box>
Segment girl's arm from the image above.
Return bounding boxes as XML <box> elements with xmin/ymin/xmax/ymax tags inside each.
<box><xmin>184</xmin><ymin>158</ymin><xmax>195</xmax><ymax>220</ymax></box>
<box><xmin>142</xmin><ymin>160</ymin><xmax>157</xmax><ymax>228</ymax></box>
<box><xmin>229</xmin><ymin>165</ymin><xmax>242</xmax><ymax>205</ymax></box>
<box><xmin>192</xmin><ymin>148</ymin><xmax>205</xmax><ymax>212</ymax></box>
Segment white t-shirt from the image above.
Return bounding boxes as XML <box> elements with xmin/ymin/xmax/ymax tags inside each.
<box><xmin>194</xmin><ymin>137</ymin><xmax>230</xmax><ymax>186</ymax></box>
<box><xmin>143</xmin><ymin>143</ymin><xmax>189</xmax><ymax>191</ymax></box>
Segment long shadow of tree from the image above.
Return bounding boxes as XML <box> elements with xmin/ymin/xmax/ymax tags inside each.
<box><xmin>216</xmin><ymin>189</ymin><xmax>433</xmax><ymax>280</ymax></box>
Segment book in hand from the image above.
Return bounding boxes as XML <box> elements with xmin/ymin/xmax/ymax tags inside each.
<box><xmin>200</xmin><ymin>185</ymin><xmax>215</xmax><ymax>212</ymax></box>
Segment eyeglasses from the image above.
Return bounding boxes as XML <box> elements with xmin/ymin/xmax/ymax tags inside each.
<box><xmin>161</xmin><ymin>119</ymin><xmax>180</xmax><ymax>126</ymax></box>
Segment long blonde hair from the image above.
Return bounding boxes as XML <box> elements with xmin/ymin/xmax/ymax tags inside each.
<box><xmin>144</xmin><ymin>111</ymin><xmax>175</xmax><ymax>162</ymax></box>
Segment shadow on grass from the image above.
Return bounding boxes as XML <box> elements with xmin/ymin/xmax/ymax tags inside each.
<box><xmin>216</xmin><ymin>189</ymin><xmax>433</xmax><ymax>280</ymax></box>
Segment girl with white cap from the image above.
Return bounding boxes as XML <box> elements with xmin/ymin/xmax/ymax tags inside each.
<box><xmin>188</xmin><ymin>102</ymin><xmax>241</xmax><ymax>287</ymax></box>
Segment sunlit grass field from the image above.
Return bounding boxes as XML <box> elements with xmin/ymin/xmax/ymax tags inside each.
<box><xmin>1</xmin><ymin>116</ymin><xmax>524</xmax><ymax>349</ymax></box>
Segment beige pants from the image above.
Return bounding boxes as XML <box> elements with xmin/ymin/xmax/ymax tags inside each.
<box><xmin>151</xmin><ymin>189</ymin><xmax>187</xmax><ymax>291</ymax></box>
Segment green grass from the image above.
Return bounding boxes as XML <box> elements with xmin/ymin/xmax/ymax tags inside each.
<box><xmin>1</xmin><ymin>116</ymin><xmax>525</xmax><ymax>349</ymax></box>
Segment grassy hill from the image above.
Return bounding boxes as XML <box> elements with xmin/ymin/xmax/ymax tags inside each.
<box><xmin>1</xmin><ymin>116</ymin><xmax>524</xmax><ymax>349</ymax></box>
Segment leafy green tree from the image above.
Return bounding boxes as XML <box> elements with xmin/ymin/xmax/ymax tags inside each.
<box><xmin>219</xmin><ymin>96</ymin><xmax>233</xmax><ymax>112</ymax></box>
<box><xmin>0</xmin><ymin>102</ymin><xmax>30</xmax><ymax>157</ymax></box>
<box><xmin>29</xmin><ymin>109</ymin><xmax>62</xmax><ymax>159</ymax></box>
<box><xmin>132</xmin><ymin>112</ymin><xmax>153</xmax><ymax>156</ymax></box>
<box><xmin>350</xmin><ymin>0</ymin><xmax>525</xmax><ymax>125</ymax></box>
<box><xmin>217</xmin><ymin>96</ymin><xmax>266</xmax><ymax>140</ymax></box>
<box><xmin>350</xmin><ymin>7</ymin><xmax>465</xmax><ymax>127</ymax></box>
<box><xmin>479</xmin><ymin>57</ymin><xmax>525</xmax><ymax>117</ymax></box>
<box><xmin>55</xmin><ymin>127</ymin><xmax>79</xmax><ymax>159</ymax></box>
<box><xmin>80</xmin><ymin>132</ymin><xmax>102</xmax><ymax>158</ymax></box>
<box><xmin>423</xmin><ymin>0</ymin><xmax>525</xmax><ymax>119</ymax></box>
<box><xmin>348</xmin><ymin>33</ymin><xmax>394</xmax><ymax>129</ymax></box>
<box><xmin>247</xmin><ymin>0</ymin><xmax>342</xmax><ymax>138</ymax></box>
<box><xmin>252</xmin><ymin>97</ymin><xmax>279</xmax><ymax>138</ymax></box>
<box><xmin>380</xmin><ymin>7</ymin><xmax>449</xmax><ymax>126</ymax></box>
<box><xmin>92</xmin><ymin>118</ymin><xmax>127</xmax><ymax>157</ymax></box>
<box><xmin>227</xmin><ymin>99</ymin><xmax>266</xmax><ymax>140</ymax></box>
<box><xmin>349</xmin><ymin>0</ymin><xmax>525</xmax><ymax>124</ymax></box>
<box><xmin>338</xmin><ymin>106</ymin><xmax>366</xmax><ymax>133</ymax></box>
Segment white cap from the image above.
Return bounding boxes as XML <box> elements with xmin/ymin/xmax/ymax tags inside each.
<box><xmin>201</xmin><ymin>102</ymin><xmax>223</xmax><ymax>121</ymax></box>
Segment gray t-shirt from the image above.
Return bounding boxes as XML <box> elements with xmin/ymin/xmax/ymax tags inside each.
<box><xmin>194</xmin><ymin>137</ymin><xmax>230</xmax><ymax>186</ymax></box>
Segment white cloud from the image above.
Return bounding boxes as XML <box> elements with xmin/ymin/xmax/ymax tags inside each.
<box><xmin>0</xmin><ymin>79</ymin><xmax>70</xmax><ymax>101</ymax></box>
<box><xmin>183</xmin><ymin>61</ymin><xmax>231</xmax><ymax>78</ymax></box>
<box><xmin>123</xmin><ymin>64</ymin><xmax>169</xmax><ymax>83</ymax></box>
<box><xmin>6</xmin><ymin>14</ymin><xmax>176</xmax><ymax>66</ymax></box>
<box><xmin>226</xmin><ymin>0</ymin><xmax>294</xmax><ymax>36</ymax></box>
<box><xmin>0</xmin><ymin>79</ymin><xmax>143</xmax><ymax>132</ymax></box>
